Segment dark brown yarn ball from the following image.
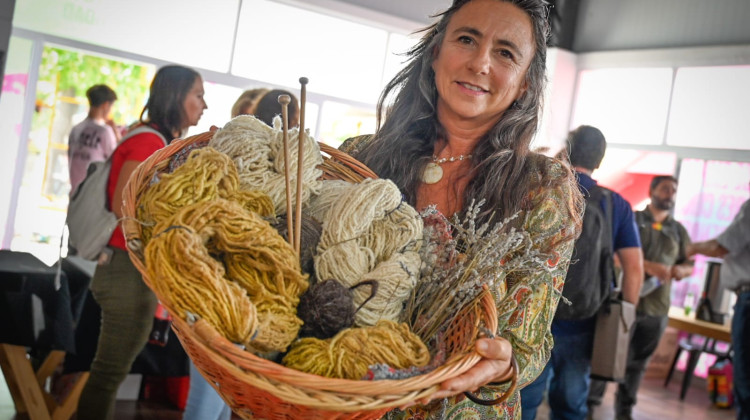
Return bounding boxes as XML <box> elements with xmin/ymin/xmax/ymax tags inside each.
<box><xmin>297</xmin><ymin>279</ymin><xmax>355</xmax><ymax>339</ymax></box>
<box><xmin>269</xmin><ymin>213</ymin><xmax>322</xmax><ymax>278</ymax></box>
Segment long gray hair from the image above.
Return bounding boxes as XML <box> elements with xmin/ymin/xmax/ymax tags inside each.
<box><xmin>355</xmin><ymin>0</ymin><xmax>553</xmax><ymax>224</ymax></box>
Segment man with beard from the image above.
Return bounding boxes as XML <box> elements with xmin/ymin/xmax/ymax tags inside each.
<box><xmin>588</xmin><ymin>175</ymin><xmax>693</xmax><ymax>420</ymax></box>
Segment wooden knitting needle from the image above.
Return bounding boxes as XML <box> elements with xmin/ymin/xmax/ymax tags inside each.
<box><xmin>294</xmin><ymin>77</ymin><xmax>308</xmax><ymax>256</ymax></box>
<box><xmin>278</xmin><ymin>94</ymin><xmax>296</xmax><ymax>249</ymax></box>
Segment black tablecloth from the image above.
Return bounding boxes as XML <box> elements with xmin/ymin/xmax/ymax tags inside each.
<box><xmin>0</xmin><ymin>249</ymin><xmax>188</xmax><ymax>375</ymax></box>
<box><xmin>0</xmin><ymin>250</ymin><xmax>76</xmax><ymax>352</ymax></box>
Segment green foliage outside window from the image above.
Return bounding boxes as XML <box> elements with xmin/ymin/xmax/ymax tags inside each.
<box><xmin>35</xmin><ymin>46</ymin><xmax>155</xmax><ymax>132</ymax></box>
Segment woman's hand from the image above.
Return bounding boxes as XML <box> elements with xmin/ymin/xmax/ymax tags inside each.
<box><xmin>427</xmin><ymin>337</ymin><xmax>514</xmax><ymax>402</ymax></box>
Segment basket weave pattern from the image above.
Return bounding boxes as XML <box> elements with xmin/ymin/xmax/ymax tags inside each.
<box><xmin>121</xmin><ymin>132</ymin><xmax>497</xmax><ymax>419</ymax></box>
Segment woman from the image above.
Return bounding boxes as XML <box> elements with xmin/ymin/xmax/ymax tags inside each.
<box><xmin>253</xmin><ymin>88</ymin><xmax>300</xmax><ymax>128</ymax></box>
<box><xmin>231</xmin><ymin>87</ymin><xmax>269</xmax><ymax>118</ymax></box>
<box><xmin>342</xmin><ymin>0</ymin><xmax>582</xmax><ymax>418</ymax></box>
<box><xmin>77</xmin><ymin>65</ymin><xmax>207</xmax><ymax>420</ymax></box>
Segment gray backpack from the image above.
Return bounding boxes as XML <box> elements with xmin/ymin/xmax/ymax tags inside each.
<box><xmin>66</xmin><ymin>126</ymin><xmax>166</xmax><ymax>261</ymax></box>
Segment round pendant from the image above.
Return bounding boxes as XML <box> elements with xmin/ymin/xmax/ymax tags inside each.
<box><xmin>422</xmin><ymin>162</ymin><xmax>443</xmax><ymax>184</ymax></box>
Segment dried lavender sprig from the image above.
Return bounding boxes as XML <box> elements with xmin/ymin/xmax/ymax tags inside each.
<box><xmin>407</xmin><ymin>202</ymin><xmax>551</xmax><ymax>343</ymax></box>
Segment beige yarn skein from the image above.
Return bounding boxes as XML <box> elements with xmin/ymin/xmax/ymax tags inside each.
<box><xmin>209</xmin><ymin>115</ymin><xmax>323</xmax><ymax>215</ymax></box>
<box><xmin>315</xmin><ymin>178</ymin><xmax>422</xmax><ymax>327</ymax></box>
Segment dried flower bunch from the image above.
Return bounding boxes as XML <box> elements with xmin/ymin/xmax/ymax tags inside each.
<box><xmin>405</xmin><ymin>200</ymin><xmax>555</xmax><ymax>350</ymax></box>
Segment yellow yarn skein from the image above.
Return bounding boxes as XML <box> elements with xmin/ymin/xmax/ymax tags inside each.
<box><xmin>144</xmin><ymin>222</ymin><xmax>258</xmax><ymax>344</ymax></box>
<box><xmin>146</xmin><ymin>198</ymin><xmax>307</xmax><ymax>353</ymax></box>
<box><xmin>282</xmin><ymin>320</ymin><xmax>430</xmax><ymax>380</ymax></box>
<box><xmin>137</xmin><ymin>147</ymin><xmax>274</xmax><ymax>243</ymax></box>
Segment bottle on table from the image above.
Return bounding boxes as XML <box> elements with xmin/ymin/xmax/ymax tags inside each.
<box><xmin>683</xmin><ymin>291</ymin><xmax>695</xmax><ymax>316</ymax></box>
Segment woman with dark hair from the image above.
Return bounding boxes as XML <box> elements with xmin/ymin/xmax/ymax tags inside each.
<box><xmin>253</xmin><ymin>88</ymin><xmax>300</xmax><ymax>127</ymax></box>
<box><xmin>77</xmin><ymin>65</ymin><xmax>207</xmax><ymax>420</ymax></box>
<box><xmin>342</xmin><ymin>0</ymin><xmax>583</xmax><ymax>417</ymax></box>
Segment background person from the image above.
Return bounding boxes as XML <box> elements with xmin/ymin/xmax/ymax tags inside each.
<box><xmin>342</xmin><ymin>0</ymin><xmax>583</xmax><ymax>417</ymax></box>
<box><xmin>588</xmin><ymin>175</ymin><xmax>693</xmax><ymax>420</ymax></box>
<box><xmin>521</xmin><ymin>125</ymin><xmax>644</xmax><ymax>420</ymax></box>
<box><xmin>77</xmin><ymin>65</ymin><xmax>207</xmax><ymax>420</ymax></box>
<box><xmin>688</xmin><ymin>192</ymin><xmax>750</xmax><ymax>420</ymax></box>
<box><xmin>253</xmin><ymin>88</ymin><xmax>300</xmax><ymax>127</ymax></box>
<box><xmin>67</xmin><ymin>84</ymin><xmax>120</xmax><ymax>194</ymax></box>
<box><xmin>230</xmin><ymin>87</ymin><xmax>269</xmax><ymax>118</ymax></box>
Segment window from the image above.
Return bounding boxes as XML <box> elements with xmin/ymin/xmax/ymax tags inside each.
<box><xmin>189</xmin><ymin>82</ymin><xmax>244</xmax><ymax>136</ymax></box>
<box><xmin>13</xmin><ymin>0</ymin><xmax>239</xmax><ymax>72</ymax></box>
<box><xmin>381</xmin><ymin>32</ymin><xmax>420</xmax><ymax>87</ymax></box>
<box><xmin>570</xmin><ymin>68</ymin><xmax>673</xmax><ymax>145</ymax></box>
<box><xmin>0</xmin><ymin>36</ymin><xmax>34</xmax><ymax>247</ymax></box>
<box><xmin>673</xmin><ymin>159</ymin><xmax>750</xmax><ymax>312</ymax></box>
<box><xmin>316</xmin><ymin>101</ymin><xmax>376</xmax><ymax>147</ymax></box>
<box><xmin>233</xmin><ymin>0</ymin><xmax>388</xmax><ymax>104</ymax></box>
<box><xmin>666</xmin><ymin>66</ymin><xmax>750</xmax><ymax>150</ymax></box>
<box><xmin>595</xmin><ymin>148</ymin><xmax>677</xmax><ymax>209</ymax></box>
<box><xmin>9</xmin><ymin>45</ymin><xmax>154</xmax><ymax>264</ymax></box>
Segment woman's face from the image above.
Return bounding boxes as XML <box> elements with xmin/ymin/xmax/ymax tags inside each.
<box><xmin>432</xmin><ymin>0</ymin><xmax>535</xmax><ymax>128</ymax></box>
<box><xmin>182</xmin><ymin>77</ymin><xmax>207</xmax><ymax>128</ymax></box>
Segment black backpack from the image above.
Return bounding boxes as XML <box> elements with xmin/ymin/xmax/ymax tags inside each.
<box><xmin>555</xmin><ymin>184</ymin><xmax>616</xmax><ymax>320</ymax></box>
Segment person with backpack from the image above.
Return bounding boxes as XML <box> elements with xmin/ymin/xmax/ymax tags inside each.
<box><xmin>520</xmin><ymin>125</ymin><xmax>644</xmax><ymax>420</ymax></box>
<box><xmin>588</xmin><ymin>175</ymin><xmax>693</xmax><ymax>420</ymax></box>
<box><xmin>77</xmin><ymin>65</ymin><xmax>207</xmax><ymax>420</ymax></box>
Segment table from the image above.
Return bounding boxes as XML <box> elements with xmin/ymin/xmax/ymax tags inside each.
<box><xmin>0</xmin><ymin>250</ymin><xmax>90</xmax><ymax>420</ymax></box>
<box><xmin>667</xmin><ymin>306</ymin><xmax>731</xmax><ymax>342</ymax></box>
<box><xmin>665</xmin><ymin>306</ymin><xmax>732</xmax><ymax>399</ymax></box>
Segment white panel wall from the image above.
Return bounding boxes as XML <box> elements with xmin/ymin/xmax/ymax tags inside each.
<box><xmin>13</xmin><ymin>0</ymin><xmax>239</xmax><ymax>72</ymax></box>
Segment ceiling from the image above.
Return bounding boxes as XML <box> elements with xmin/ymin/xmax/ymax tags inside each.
<box><xmin>334</xmin><ymin>0</ymin><xmax>750</xmax><ymax>52</ymax></box>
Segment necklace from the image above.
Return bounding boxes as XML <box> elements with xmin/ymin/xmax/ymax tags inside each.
<box><xmin>421</xmin><ymin>153</ymin><xmax>473</xmax><ymax>184</ymax></box>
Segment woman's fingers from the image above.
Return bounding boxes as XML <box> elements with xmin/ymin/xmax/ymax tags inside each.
<box><xmin>427</xmin><ymin>337</ymin><xmax>513</xmax><ymax>402</ymax></box>
<box><xmin>476</xmin><ymin>337</ymin><xmax>514</xmax><ymax>382</ymax></box>
<box><xmin>476</xmin><ymin>337</ymin><xmax>512</xmax><ymax>360</ymax></box>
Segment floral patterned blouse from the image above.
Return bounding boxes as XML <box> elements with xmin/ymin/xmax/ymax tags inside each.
<box><xmin>341</xmin><ymin>136</ymin><xmax>582</xmax><ymax>419</ymax></box>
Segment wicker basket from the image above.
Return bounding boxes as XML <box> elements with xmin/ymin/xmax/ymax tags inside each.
<box><xmin>121</xmin><ymin>131</ymin><xmax>498</xmax><ymax>420</ymax></box>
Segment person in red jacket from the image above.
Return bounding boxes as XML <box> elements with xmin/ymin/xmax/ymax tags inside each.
<box><xmin>77</xmin><ymin>65</ymin><xmax>207</xmax><ymax>420</ymax></box>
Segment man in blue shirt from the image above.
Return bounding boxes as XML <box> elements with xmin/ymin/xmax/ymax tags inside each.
<box><xmin>521</xmin><ymin>125</ymin><xmax>644</xmax><ymax>420</ymax></box>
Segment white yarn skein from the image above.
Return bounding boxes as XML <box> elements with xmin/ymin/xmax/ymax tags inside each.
<box><xmin>209</xmin><ymin>115</ymin><xmax>323</xmax><ymax>215</ymax></box>
<box><xmin>315</xmin><ymin>178</ymin><xmax>423</xmax><ymax>327</ymax></box>
<box><xmin>356</xmin><ymin>251</ymin><xmax>421</xmax><ymax>325</ymax></box>
<box><xmin>209</xmin><ymin>115</ymin><xmax>274</xmax><ymax>177</ymax></box>
<box><xmin>306</xmin><ymin>180</ymin><xmax>356</xmax><ymax>224</ymax></box>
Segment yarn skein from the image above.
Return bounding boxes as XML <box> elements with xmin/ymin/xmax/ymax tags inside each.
<box><xmin>209</xmin><ymin>115</ymin><xmax>323</xmax><ymax>216</ymax></box>
<box><xmin>146</xmin><ymin>198</ymin><xmax>307</xmax><ymax>353</ymax></box>
<box><xmin>297</xmin><ymin>279</ymin><xmax>379</xmax><ymax>339</ymax></box>
<box><xmin>306</xmin><ymin>179</ymin><xmax>355</xmax><ymax>225</ymax></box>
<box><xmin>282</xmin><ymin>321</ymin><xmax>430</xmax><ymax>379</ymax></box>
<box><xmin>315</xmin><ymin>179</ymin><xmax>423</xmax><ymax>327</ymax></box>
<box><xmin>137</xmin><ymin>147</ymin><xmax>274</xmax><ymax>243</ymax></box>
<box><xmin>282</xmin><ymin>320</ymin><xmax>430</xmax><ymax>380</ymax></box>
<box><xmin>144</xmin><ymin>223</ymin><xmax>257</xmax><ymax>345</ymax></box>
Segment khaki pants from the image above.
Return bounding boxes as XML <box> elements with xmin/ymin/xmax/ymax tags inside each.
<box><xmin>77</xmin><ymin>248</ymin><xmax>157</xmax><ymax>420</ymax></box>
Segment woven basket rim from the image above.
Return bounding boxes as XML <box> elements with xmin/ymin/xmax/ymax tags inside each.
<box><xmin>120</xmin><ymin>130</ymin><xmax>498</xmax><ymax>414</ymax></box>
